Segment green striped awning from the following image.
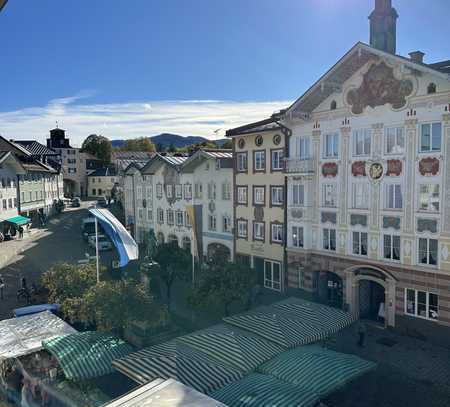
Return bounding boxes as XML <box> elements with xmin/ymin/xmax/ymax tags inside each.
<box><xmin>258</xmin><ymin>345</ymin><xmax>376</xmax><ymax>397</ymax></box>
<box><xmin>112</xmin><ymin>340</ymin><xmax>243</xmax><ymax>394</ymax></box>
<box><xmin>178</xmin><ymin>324</ymin><xmax>284</xmax><ymax>372</ymax></box>
<box><xmin>210</xmin><ymin>373</ymin><xmax>318</xmax><ymax>407</ymax></box>
<box><xmin>5</xmin><ymin>215</ymin><xmax>30</xmax><ymax>226</ymax></box>
<box><xmin>223</xmin><ymin>298</ymin><xmax>356</xmax><ymax>348</ymax></box>
<box><xmin>42</xmin><ymin>331</ymin><xmax>133</xmax><ymax>381</ymax></box>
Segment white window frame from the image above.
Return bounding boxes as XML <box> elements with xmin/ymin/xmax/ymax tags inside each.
<box><xmin>167</xmin><ymin>209</ymin><xmax>174</xmax><ymax>225</ymax></box>
<box><xmin>237</xmin><ymin>220</ymin><xmax>248</xmax><ymax>238</ymax></box>
<box><xmin>176</xmin><ymin>210</ymin><xmax>184</xmax><ymax>227</ymax></box>
<box><xmin>271</xmin><ymin>223</ymin><xmax>283</xmax><ymax>243</ymax></box>
<box><xmin>264</xmin><ymin>260</ymin><xmax>282</xmax><ymax>291</ymax></box>
<box><xmin>353</xmin><ymin>129</ymin><xmax>372</xmax><ymax>156</ymax></box>
<box><xmin>253</xmin><ymin>222</ymin><xmax>265</xmax><ymax>241</ymax></box>
<box><xmin>296</xmin><ymin>136</ymin><xmax>310</xmax><ymax>160</ymax></box>
<box><xmin>254</xmin><ymin>186</ymin><xmax>265</xmax><ymax>205</ymax></box>
<box><xmin>157</xmin><ymin>208</ymin><xmax>164</xmax><ymax>224</ymax></box>
<box><xmin>254</xmin><ymin>151</ymin><xmax>265</xmax><ymax>171</ymax></box>
<box><xmin>166</xmin><ymin>184</ymin><xmax>173</xmax><ymax>198</ymax></box>
<box><xmin>291</xmin><ymin>184</ymin><xmax>304</xmax><ymax>207</ymax></box>
<box><xmin>383</xmin><ymin>234</ymin><xmax>401</xmax><ymax>262</ymax></box>
<box><xmin>156</xmin><ymin>183</ymin><xmax>163</xmax><ymax>198</ymax></box>
<box><xmin>184</xmin><ymin>184</ymin><xmax>192</xmax><ymax>200</ymax></box>
<box><xmin>222</xmin><ymin>215</ymin><xmax>231</xmax><ymax>233</ymax></box>
<box><xmin>420</xmin><ymin>122</ymin><xmax>442</xmax><ymax>153</ymax></box>
<box><xmin>352</xmin><ymin>230</ymin><xmax>368</xmax><ymax>256</ymax></box>
<box><xmin>323</xmin><ymin>228</ymin><xmax>336</xmax><ymax>251</ymax></box>
<box><xmin>418</xmin><ymin>237</ymin><xmax>438</xmax><ymax>266</ymax></box>
<box><xmin>291</xmin><ymin>225</ymin><xmax>304</xmax><ymax>248</ymax></box>
<box><xmin>405</xmin><ymin>288</ymin><xmax>439</xmax><ymax>321</ymax></box>
<box><xmin>236</xmin><ymin>153</ymin><xmax>247</xmax><ymax>172</ymax></box>
<box><xmin>352</xmin><ymin>182</ymin><xmax>369</xmax><ymax>209</ymax></box>
<box><xmin>271</xmin><ymin>186</ymin><xmax>284</xmax><ymax>206</ymax></box>
<box><xmin>385</xmin><ymin>126</ymin><xmax>405</xmax><ymax>155</ymax></box>
<box><xmin>208</xmin><ymin>214</ymin><xmax>217</xmax><ymax>231</ymax></box>
<box><xmin>384</xmin><ymin>183</ymin><xmax>403</xmax><ymax>210</ymax></box>
<box><xmin>237</xmin><ymin>187</ymin><xmax>247</xmax><ymax>205</ymax></box>
<box><xmin>418</xmin><ymin>184</ymin><xmax>440</xmax><ymax>212</ymax></box>
<box><xmin>323</xmin><ymin>133</ymin><xmax>339</xmax><ymax>158</ymax></box>
<box><xmin>194</xmin><ymin>183</ymin><xmax>202</xmax><ymax>199</ymax></box>
<box><xmin>222</xmin><ymin>183</ymin><xmax>231</xmax><ymax>200</ymax></box>
<box><xmin>322</xmin><ymin>183</ymin><xmax>337</xmax><ymax>207</ymax></box>
<box><xmin>175</xmin><ymin>184</ymin><xmax>182</xmax><ymax>199</ymax></box>
<box><xmin>271</xmin><ymin>149</ymin><xmax>284</xmax><ymax>170</ymax></box>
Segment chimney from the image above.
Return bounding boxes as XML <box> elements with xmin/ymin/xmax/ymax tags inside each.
<box><xmin>409</xmin><ymin>51</ymin><xmax>425</xmax><ymax>64</ymax></box>
<box><xmin>369</xmin><ymin>0</ymin><xmax>399</xmax><ymax>54</ymax></box>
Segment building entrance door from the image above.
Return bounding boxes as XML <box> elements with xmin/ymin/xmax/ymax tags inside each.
<box><xmin>358</xmin><ymin>280</ymin><xmax>385</xmax><ymax>322</ymax></box>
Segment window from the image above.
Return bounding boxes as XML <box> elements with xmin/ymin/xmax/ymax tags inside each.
<box><xmin>385</xmin><ymin>184</ymin><xmax>403</xmax><ymax>209</ymax></box>
<box><xmin>324</xmin><ymin>133</ymin><xmax>339</xmax><ymax>158</ymax></box>
<box><xmin>418</xmin><ymin>238</ymin><xmax>438</xmax><ymax>266</ymax></box>
<box><xmin>385</xmin><ymin>127</ymin><xmax>405</xmax><ymax>154</ymax></box>
<box><xmin>330</xmin><ymin>100</ymin><xmax>337</xmax><ymax>110</ymax></box>
<box><xmin>223</xmin><ymin>215</ymin><xmax>231</xmax><ymax>233</ymax></box>
<box><xmin>156</xmin><ymin>183</ymin><xmax>163</xmax><ymax>198</ymax></box>
<box><xmin>419</xmin><ymin>184</ymin><xmax>440</xmax><ymax>212</ymax></box>
<box><xmin>175</xmin><ymin>184</ymin><xmax>182</xmax><ymax>199</ymax></box>
<box><xmin>420</xmin><ymin>123</ymin><xmax>441</xmax><ymax>152</ymax></box>
<box><xmin>157</xmin><ymin>208</ymin><xmax>164</xmax><ymax>224</ymax></box>
<box><xmin>236</xmin><ymin>153</ymin><xmax>247</xmax><ymax>172</ymax></box>
<box><xmin>323</xmin><ymin>228</ymin><xmax>336</xmax><ymax>251</ymax></box>
<box><xmin>291</xmin><ymin>184</ymin><xmax>304</xmax><ymax>206</ymax></box>
<box><xmin>176</xmin><ymin>211</ymin><xmax>184</xmax><ymax>227</ymax></box>
<box><xmin>98</xmin><ymin>188</ymin><xmax>102</xmax><ymax>196</ymax></box>
<box><xmin>237</xmin><ymin>186</ymin><xmax>247</xmax><ymax>205</ymax></box>
<box><xmin>92</xmin><ymin>188</ymin><xmax>96</xmax><ymax>195</ymax></box>
<box><xmin>271</xmin><ymin>186</ymin><xmax>284</xmax><ymax>206</ymax></box>
<box><xmin>138</xmin><ymin>209</ymin><xmax>143</xmax><ymax>219</ymax></box>
<box><xmin>194</xmin><ymin>183</ymin><xmax>202</xmax><ymax>199</ymax></box>
<box><xmin>253</xmin><ymin>222</ymin><xmax>265</xmax><ymax>241</ymax></box>
<box><xmin>295</xmin><ymin>137</ymin><xmax>310</xmax><ymax>159</ymax></box>
<box><xmin>147</xmin><ymin>210</ymin><xmax>153</xmax><ymax>222</ymax></box>
<box><xmin>353</xmin><ymin>129</ymin><xmax>371</xmax><ymax>156</ymax></box>
<box><xmin>185</xmin><ymin>211</ymin><xmax>192</xmax><ymax>227</ymax></box>
<box><xmin>292</xmin><ymin>226</ymin><xmax>304</xmax><ymax>248</ymax></box>
<box><xmin>352</xmin><ymin>231</ymin><xmax>368</xmax><ymax>256</ymax></box>
<box><xmin>271</xmin><ymin>149</ymin><xmax>284</xmax><ymax>171</ymax></box>
<box><xmin>405</xmin><ymin>289</ymin><xmax>438</xmax><ymax>320</ymax></box>
<box><xmin>166</xmin><ymin>184</ymin><xmax>173</xmax><ymax>198</ymax></box>
<box><xmin>184</xmin><ymin>184</ymin><xmax>192</xmax><ymax>200</ymax></box>
<box><xmin>264</xmin><ymin>261</ymin><xmax>281</xmax><ymax>291</ymax></box>
<box><xmin>237</xmin><ymin>220</ymin><xmax>248</xmax><ymax>238</ymax></box>
<box><xmin>208</xmin><ymin>215</ymin><xmax>217</xmax><ymax>231</ymax></box>
<box><xmin>253</xmin><ymin>186</ymin><xmax>265</xmax><ymax>205</ymax></box>
<box><xmin>167</xmin><ymin>209</ymin><xmax>174</xmax><ymax>225</ymax></box>
<box><xmin>8</xmin><ymin>198</ymin><xmax>12</xmax><ymax>209</ymax></box>
<box><xmin>322</xmin><ymin>184</ymin><xmax>337</xmax><ymax>207</ymax></box>
<box><xmin>222</xmin><ymin>183</ymin><xmax>231</xmax><ymax>200</ymax></box>
<box><xmin>254</xmin><ymin>151</ymin><xmax>265</xmax><ymax>171</ymax></box>
<box><xmin>384</xmin><ymin>234</ymin><xmax>400</xmax><ymax>261</ymax></box>
<box><xmin>352</xmin><ymin>183</ymin><xmax>369</xmax><ymax>209</ymax></box>
<box><xmin>21</xmin><ymin>192</ymin><xmax>25</xmax><ymax>202</ymax></box>
<box><xmin>2</xmin><ymin>199</ymin><xmax>6</xmax><ymax>209</ymax></box>
<box><xmin>215</xmin><ymin>160</ymin><xmax>221</xmax><ymax>170</ymax></box>
<box><xmin>427</xmin><ymin>83</ymin><xmax>437</xmax><ymax>94</ymax></box>
<box><xmin>271</xmin><ymin>223</ymin><xmax>283</xmax><ymax>243</ymax></box>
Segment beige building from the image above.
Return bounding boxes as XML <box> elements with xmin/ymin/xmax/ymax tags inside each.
<box><xmin>87</xmin><ymin>168</ymin><xmax>118</xmax><ymax>199</ymax></box>
<box><xmin>226</xmin><ymin>118</ymin><xmax>290</xmax><ymax>292</ymax></box>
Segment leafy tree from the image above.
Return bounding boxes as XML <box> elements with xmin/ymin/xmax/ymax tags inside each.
<box><xmin>153</xmin><ymin>242</ymin><xmax>192</xmax><ymax>309</ymax></box>
<box><xmin>167</xmin><ymin>143</ymin><xmax>177</xmax><ymax>153</ymax></box>
<box><xmin>81</xmin><ymin>134</ymin><xmax>112</xmax><ymax>164</ymax></box>
<box><xmin>80</xmin><ymin>280</ymin><xmax>164</xmax><ymax>335</ymax></box>
<box><xmin>221</xmin><ymin>139</ymin><xmax>232</xmax><ymax>149</ymax></box>
<box><xmin>188</xmin><ymin>262</ymin><xmax>255</xmax><ymax>317</ymax></box>
<box><xmin>119</xmin><ymin>137</ymin><xmax>156</xmax><ymax>152</ymax></box>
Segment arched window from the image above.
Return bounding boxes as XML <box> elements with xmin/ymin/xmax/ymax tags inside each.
<box><xmin>330</xmin><ymin>100</ymin><xmax>337</xmax><ymax>110</ymax></box>
<box><xmin>427</xmin><ymin>83</ymin><xmax>436</xmax><ymax>94</ymax></box>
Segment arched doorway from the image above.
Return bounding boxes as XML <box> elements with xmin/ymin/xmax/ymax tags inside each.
<box><xmin>358</xmin><ymin>279</ymin><xmax>385</xmax><ymax>321</ymax></box>
<box><xmin>317</xmin><ymin>271</ymin><xmax>343</xmax><ymax>308</ymax></box>
<box><xmin>207</xmin><ymin>243</ymin><xmax>231</xmax><ymax>263</ymax></box>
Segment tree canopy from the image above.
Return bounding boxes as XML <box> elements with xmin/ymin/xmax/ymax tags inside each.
<box><xmin>188</xmin><ymin>261</ymin><xmax>256</xmax><ymax>317</ymax></box>
<box><xmin>119</xmin><ymin>137</ymin><xmax>156</xmax><ymax>152</ymax></box>
<box><xmin>81</xmin><ymin>134</ymin><xmax>112</xmax><ymax>164</ymax></box>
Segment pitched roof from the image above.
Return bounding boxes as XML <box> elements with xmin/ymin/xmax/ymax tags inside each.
<box><xmin>112</xmin><ymin>151</ymin><xmax>155</xmax><ymax>161</ymax></box>
<box><xmin>88</xmin><ymin>167</ymin><xmax>117</xmax><ymax>177</ymax></box>
<box><xmin>13</xmin><ymin>140</ymin><xmax>58</xmax><ymax>156</ymax></box>
<box><xmin>226</xmin><ymin>117</ymin><xmax>282</xmax><ymax>137</ymax></box>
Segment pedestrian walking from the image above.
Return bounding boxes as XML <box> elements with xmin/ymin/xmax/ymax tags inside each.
<box><xmin>0</xmin><ymin>275</ymin><xmax>5</xmax><ymax>300</ymax></box>
<box><xmin>18</xmin><ymin>226</ymin><xmax>24</xmax><ymax>239</ymax></box>
<box><xmin>357</xmin><ymin>321</ymin><xmax>367</xmax><ymax>348</ymax></box>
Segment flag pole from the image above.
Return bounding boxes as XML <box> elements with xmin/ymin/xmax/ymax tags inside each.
<box><xmin>95</xmin><ymin>209</ymin><xmax>100</xmax><ymax>283</ymax></box>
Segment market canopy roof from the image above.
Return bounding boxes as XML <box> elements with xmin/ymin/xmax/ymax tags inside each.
<box><xmin>223</xmin><ymin>297</ymin><xmax>356</xmax><ymax>348</ymax></box>
<box><xmin>42</xmin><ymin>331</ymin><xmax>133</xmax><ymax>381</ymax></box>
<box><xmin>4</xmin><ymin>215</ymin><xmax>31</xmax><ymax>226</ymax></box>
<box><xmin>112</xmin><ymin>340</ymin><xmax>243</xmax><ymax>394</ymax></box>
<box><xmin>210</xmin><ymin>373</ymin><xmax>318</xmax><ymax>407</ymax></box>
<box><xmin>258</xmin><ymin>345</ymin><xmax>376</xmax><ymax>398</ymax></box>
<box><xmin>0</xmin><ymin>311</ymin><xmax>76</xmax><ymax>360</ymax></box>
<box><xmin>88</xmin><ymin>208</ymin><xmax>138</xmax><ymax>267</ymax></box>
<box><xmin>178</xmin><ymin>324</ymin><xmax>284</xmax><ymax>372</ymax></box>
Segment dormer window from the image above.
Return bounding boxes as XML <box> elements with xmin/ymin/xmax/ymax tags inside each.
<box><xmin>330</xmin><ymin>100</ymin><xmax>337</xmax><ymax>110</ymax></box>
<box><xmin>427</xmin><ymin>83</ymin><xmax>436</xmax><ymax>94</ymax></box>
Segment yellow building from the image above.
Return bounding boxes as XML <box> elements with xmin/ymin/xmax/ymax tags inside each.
<box><xmin>87</xmin><ymin>168</ymin><xmax>118</xmax><ymax>199</ymax></box>
<box><xmin>226</xmin><ymin>118</ymin><xmax>290</xmax><ymax>292</ymax></box>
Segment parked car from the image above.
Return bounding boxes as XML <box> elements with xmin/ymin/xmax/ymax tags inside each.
<box><xmin>88</xmin><ymin>234</ymin><xmax>112</xmax><ymax>251</ymax></box>
<box><xmin>96</xmin><ymin>196</ymin><xmax>108</xmax><ymax>207</ymax></box>
<box><xmin>81</xmin><ymin>217</ymin><xmax>105</xmax><ymax>240</ymax></box>
<box><xmin>71</xmin><ymin>197</ymin><xmax>81</xmax><ymax>207</ymax></box>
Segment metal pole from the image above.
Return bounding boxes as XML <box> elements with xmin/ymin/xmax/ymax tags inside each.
<box><xmin>95</xmin><ymin>215</ymin><xmax>100</xmax><ymax>283</ymax></box>
<box><xmin>191</xmin><ymin>174</ymin><xmax>195</xmax><ymax>285</ymax></box>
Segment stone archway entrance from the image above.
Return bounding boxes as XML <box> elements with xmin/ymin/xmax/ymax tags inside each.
<box><xmin>345</xmin><ymin>266</ymin><xmax>396</xmax><ymax>328</ymax></box>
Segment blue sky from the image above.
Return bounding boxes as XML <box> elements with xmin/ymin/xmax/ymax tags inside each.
<box><xmin>0</xmin><ymin>0</ymin><xmax>449</xmax><ymax>144</ymax></box>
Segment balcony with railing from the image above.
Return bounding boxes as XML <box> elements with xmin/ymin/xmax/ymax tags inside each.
<box><xmin>285</xmin><ymin>157</ymin><xmax>315</xmax><ymax>174</ymax></box>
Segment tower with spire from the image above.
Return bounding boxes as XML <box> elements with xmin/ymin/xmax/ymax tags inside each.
<box><xmin>369</xmin><ymin>0</ymin><xmax>398</xmax><ymax>54</ymax></box>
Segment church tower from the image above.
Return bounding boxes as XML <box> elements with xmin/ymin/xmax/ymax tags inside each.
<box><xmin>369</xmin><ymin>0</ymin><xmax>398</xmax><ymax>54</ymax></box>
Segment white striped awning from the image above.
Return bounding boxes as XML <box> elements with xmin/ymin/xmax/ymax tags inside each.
<box><xmin>258</xmin><ymin>345</ymin><xmax>376</xmax><ymax>397</ymax></box>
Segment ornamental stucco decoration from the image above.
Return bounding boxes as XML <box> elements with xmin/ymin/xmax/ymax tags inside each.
<box><xmin>417</xmin><ymin>218</ymin><xmax>438</xmax><ymax>234</ymax></box>
<box><xmin>321</xmin><ymin>212</ymin><xmax>337</xmax><ymax>224</ymax></box>
<box><xmin>208</xmin><ymin>201</ymin><xmax>216</xmax><ymax>213</ymax></box>
<box><xmin>350</xmin><ymin>214</ymin><xmax>368</xmax><ymax>227</ymax></box>
<box><xmin>322</xmin><ymin>162</ymin><xmax>338</xmax><ymax>178</ymax></box>
<box><xmin>368</xmin><ymin>162</ymin><xmax>384</xmax><ymax>181</ymax></box>
<box><xmin>419</xmin><ymin>157</ymin><xmax>440</xmax><ymax>176</ymax></box>
<box><xmin>346</xmin><ymin>62</ymin><xmax>413</xmax><ymax>115</ymax></box>
<box><xmin>352</xmin><ymin>161</ymin><xmax>366</xmax><ymax>177</ymax></box>
<box><xmin>383</xmin><ymin>216</ymin><xmax>401</xmax><ymax>230</ymax></box>
<box><xmin>291</xmin><ymin>209</ymin><xmax>303</xmax><ymax>219</ymax></box>
<box><xmin>386</xmin><ymin>160</ymin><xmax>402</xmax><ymax>176</ymax></box>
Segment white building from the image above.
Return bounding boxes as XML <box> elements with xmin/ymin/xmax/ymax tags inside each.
<box><xmin>0</xmin><ymin>151</ymin><xmax>25</xmax><ymax>224</ymax></box>
<box><xmin>87</xmin><ymin>168</ymin><xmax>118</xmax><ymax>199</ymax></box>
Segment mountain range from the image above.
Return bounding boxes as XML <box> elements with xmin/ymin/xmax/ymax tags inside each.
<box><xmin>111</xmin><ymin>133</ymin><xmax>227</xmax><ymax>149</ymax></box>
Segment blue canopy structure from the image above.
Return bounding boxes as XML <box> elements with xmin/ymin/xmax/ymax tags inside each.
<box><xmin>88</xmin><ymin>208</ymin><xmax>138</xmax><ymax>267</ymax></box>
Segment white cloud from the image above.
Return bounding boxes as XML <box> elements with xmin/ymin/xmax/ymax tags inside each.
<box><xmin>0</xmin><ymin>94</ymin><xmax>291</xmax><ymax>147</ymax></box>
